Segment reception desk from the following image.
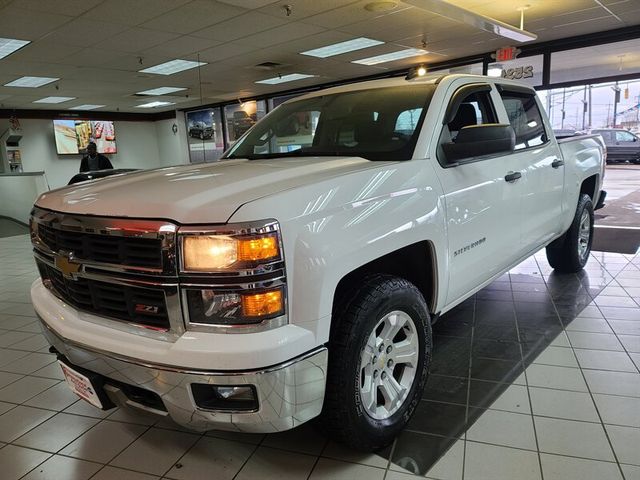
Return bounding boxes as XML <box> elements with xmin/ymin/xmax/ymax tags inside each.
<box><xmin>0</xmin><ymin>172</ymin><xmax>49</xmax><ymax>224</ymax></box>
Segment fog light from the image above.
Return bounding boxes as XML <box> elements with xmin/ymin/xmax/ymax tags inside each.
<box><xmin>191</xmin><ymin>384</ymin><xmax>258</xmax><ymax>412</ymax></box>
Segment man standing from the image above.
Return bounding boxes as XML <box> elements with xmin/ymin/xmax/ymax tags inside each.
<box><xmin>79</xmin><ymin>142</ymin><xmax>113</xmax><ymax>172</ymax></box>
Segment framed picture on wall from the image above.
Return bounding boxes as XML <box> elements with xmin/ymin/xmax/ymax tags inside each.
<box><xmin>224</xmin><ymin>100</ymin><xmax>266</xmax><ymax>146</ymax></box>
<box><xmin>185</xmin><ymin>108</ymin><xmax>224</xmax><ymax>163</ymax></box>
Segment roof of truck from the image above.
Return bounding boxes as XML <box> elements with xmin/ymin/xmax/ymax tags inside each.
<box><xmin>288</xmin><ymin>73</ymin><xmax>535</xmax><ymax>104</ymax></box>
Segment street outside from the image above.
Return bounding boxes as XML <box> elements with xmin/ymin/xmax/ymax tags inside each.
<box><xmin>593</xmin><ymin>163</ymin><xmax>640</xmax><ymax>254</ymax></box>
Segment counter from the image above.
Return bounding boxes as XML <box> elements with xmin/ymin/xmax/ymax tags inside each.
<box><xmin>0</xmin><ymin>172</ymin><xmax>49</xmax><ymax>224</ymax></box>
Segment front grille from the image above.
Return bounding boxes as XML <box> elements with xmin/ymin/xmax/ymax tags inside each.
<box><xmin>37</xmin><ymin>261</ymin><xmax>170</xmax><ymax>330</ymax></box>
<box><xmin>37</xmin><ymin>223</ymin><xmax>162</xmax><ymax>268</ymax></box>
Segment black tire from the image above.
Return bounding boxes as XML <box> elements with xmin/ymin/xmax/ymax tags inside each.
<box><xmin>546</xmin><ymin>194</ymin><xmax>594</xmax><ymax>273</ymax></box>
<box><xmin>320</xmin><ymin>274</ymin><xmax>432</xmax><ymax>451</ymax></box>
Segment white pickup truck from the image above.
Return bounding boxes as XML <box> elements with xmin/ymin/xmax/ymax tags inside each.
<box><xmin>30</xmin><ymin>74</ymin><xmax>605</xmax><ymax>451</ymax></box>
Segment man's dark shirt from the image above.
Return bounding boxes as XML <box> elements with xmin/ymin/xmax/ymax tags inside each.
<box><xmin>79</xmin><ymin>153</ymin><xmax>113</xmax><ymax>172</ymax></box>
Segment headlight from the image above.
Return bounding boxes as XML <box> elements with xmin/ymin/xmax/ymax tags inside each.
<box><xmin>179</xmin><ymin>221</ymin><xmax>287</xmax><ymax>331</ymax></box>
<box><xmin>186</xmin><ymin>287</ymin><xmax>285</xmax><ymax>326</ymax></box>
<box><xmin>180</xmin><ymin>222</ymin><xmax>281</xmax><ymax>273</ymax></box>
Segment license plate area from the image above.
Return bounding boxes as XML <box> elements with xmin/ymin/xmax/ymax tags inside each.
<box><xmin>58</xmin><ymin>360</ymin><xmax>114</xmax><ymax>410</ymax></box>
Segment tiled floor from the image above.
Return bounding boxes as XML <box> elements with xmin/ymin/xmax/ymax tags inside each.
<box><xmin>0</xmin><ymin>229</ymin><xmax>639</xmax><ymax>479</ymax></box>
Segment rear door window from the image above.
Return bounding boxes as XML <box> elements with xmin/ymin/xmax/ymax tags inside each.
<box><xmin>499</xmin><ymin>90</ymin><xmax>548</xmax><ymax>150</ymax></box>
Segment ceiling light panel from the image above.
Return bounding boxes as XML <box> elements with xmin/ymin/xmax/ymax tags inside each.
<box><xmin>139</xmin><ymin>59</ymin><xmax>206</xmax><ymax>75</ymax></box>
<box><xmin>136</xmin><ymin>86</ymin><xmax>187</xmax><ymax>95</ymax></box>
<box><xmin>353</xmin><ymin>48</ymin><xmax>428</xmax><ymax>65</ymax></box>
<box><xmin>68</xmin><ymin>104</ymin><xmax>106</xmax><ymax>110</ymax></box>
<box><xmin>136</xmin><ymin>101</ymin><xmax>175</xmax><ymax>108</ymax></box>
<box><xmin>33</xmin><ymin>96</ymin><xmax>76</xmax><ymax>104</ymax></box>
<box><xmin>301</xmin><ymin>37</ymin><xmax>384</xmax><ymax>58</ymax></box>
<box><xmin>403</xmin><ymin>0</ymin><xmax>537</xmax><ymax>43</ymax></box>
<box><xmin>0</xmin><ymin>37</ymin><xmax>30</xmax><ymax>60</ymax></box>
<box><xmin>4</xmin><ymin>76</ymin><xmax>59</xmax><ymax>88</ymax></box>
<box><xmin>255</xmin><ymin>73</ymin><xmax>316</xmax><ymax>85</ymax></box>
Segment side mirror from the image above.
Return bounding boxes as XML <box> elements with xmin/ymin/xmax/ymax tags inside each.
<box><xmin>443</xmin><ymin>124</ymin><xmax>515</xmax><ymax>163</ymax></box>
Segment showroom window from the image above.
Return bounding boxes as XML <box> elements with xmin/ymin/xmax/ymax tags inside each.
<box><xmin>550</xmin><ymin>39</ymin><xmax>640</xmax><ymax>85</ymax></box>
<box><xmin>499</xmin><ymin>90</ymin><xmax>547</xmax><ymax>150</ymax></box>
<box><xmin>395</xmin><ymin>108</ymin><xmax>423</xmax><ymax>134</ymax></box>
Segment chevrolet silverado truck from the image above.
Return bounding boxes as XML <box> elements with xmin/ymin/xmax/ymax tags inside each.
<box><xmin>30</xmin><ymin>74</ymin><xmax>605</xmax><ymax>451</ymax></box>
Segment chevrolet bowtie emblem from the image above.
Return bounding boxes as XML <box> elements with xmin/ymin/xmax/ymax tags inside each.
<box><xmin>54</xmin><ymin>252</ymin><xmax>82</xmax><ymax>279</ymax></box>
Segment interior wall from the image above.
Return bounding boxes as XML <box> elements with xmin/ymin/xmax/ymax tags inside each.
<box><xmin>6</xmin><ymin>117</ymin><xmax>189</xmax><ymax>190</ymax></box>
<box><xmin>155</xmin><ymin>115</ymin><xmax>190</xmax><ymax>168</ymax></box>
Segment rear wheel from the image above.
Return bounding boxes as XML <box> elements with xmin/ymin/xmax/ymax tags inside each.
<box><xmin>320</xmin><ymin>275</ymin><xmax>432</xmax><ymax>451</ymax></box>
<box><xmin>546</xmin><ymin>194</ymin><xmax>594</xmax><ymax>273</ymax></box>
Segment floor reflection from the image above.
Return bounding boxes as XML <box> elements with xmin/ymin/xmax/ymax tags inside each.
<box><xmin>387</xmin><ymin>251</ymin><xmax>637</xmax><ymax>477</ymax></box>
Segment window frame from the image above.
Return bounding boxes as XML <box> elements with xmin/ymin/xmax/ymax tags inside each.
<box><xmin>497</xmin><ymin>85</ymin><xmax>550</xmax><ymax>152</ymax></box>
<box><xmin>436</xmin><ymin>83</ymin><xmax>504</xmax><ymax>168</ymax></box>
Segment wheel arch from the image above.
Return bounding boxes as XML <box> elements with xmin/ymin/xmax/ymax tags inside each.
<box><xmin>331</xmin><ymin>240</ymin><xmax>438</xmax><ymax>321</ymax></box>
<box><xmin>580</xmin><ymin>174</ymin><xmax>598</xmax><ymax>201</ymax></box>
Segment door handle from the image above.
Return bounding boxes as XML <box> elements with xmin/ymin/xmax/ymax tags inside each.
<box><xmin>551</xmin><ymin>159</ymin><xmax>565</xmax><ymax>168</ymax></box>
<box><xmin>504</xmin><ymin>171</ymin><xmax>522</xmax><ymax>183</ymax></box>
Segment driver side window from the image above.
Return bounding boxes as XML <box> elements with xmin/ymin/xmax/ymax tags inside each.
<box><xmin>437</xmin><ymin>89</ymin><xmax>498</xmax><ymax>164</ymax></box>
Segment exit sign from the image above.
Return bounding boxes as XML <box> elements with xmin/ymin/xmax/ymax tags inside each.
<box><xmin>495</xmin><ymin>46</ymin><xmax>518</xmax><ymax>62</ymax></box>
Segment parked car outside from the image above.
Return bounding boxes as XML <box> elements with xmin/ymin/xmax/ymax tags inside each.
<box><xmin>591</xmin><ymin>128</ymin><xmax>640</xmax><ymax>164</ymax></box>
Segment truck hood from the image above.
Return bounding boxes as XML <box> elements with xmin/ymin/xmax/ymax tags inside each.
<box><xmin>35</xmin><ymin>157</ymin><xmax>384</xmax><ymax>224</ymax></box>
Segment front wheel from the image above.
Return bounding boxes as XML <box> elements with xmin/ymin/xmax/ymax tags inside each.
<box><xmin>546</xmin><ymin>194</ymin><xmax>594</xmax><ymax>273</ymax></box>
<box><xmin>320</xmin><ymin>275</ymin><xmax>432</xmax><ymax>451</ymax></box>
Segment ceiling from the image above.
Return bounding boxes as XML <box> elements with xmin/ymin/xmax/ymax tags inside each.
<box><xmin>0</xmin><ymin>0</ymin><xmax>639</xmax><ymax>113</ymax></box>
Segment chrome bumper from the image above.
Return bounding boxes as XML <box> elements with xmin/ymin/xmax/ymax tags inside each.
<box><xmin>39</xmin><ymin>316</ymin><xmax>328</xmax><ymax>433</ymax></box>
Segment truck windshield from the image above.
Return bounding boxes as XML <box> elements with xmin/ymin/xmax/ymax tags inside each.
<box><xmin>224</xmin><ymin>84</ymin><xmax>436</xmax><ymax>161</ymax></box>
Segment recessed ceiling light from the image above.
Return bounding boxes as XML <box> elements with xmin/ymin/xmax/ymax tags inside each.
<box><xmin>136</xmin><ymin>101</ymin><xmax>175</xmax><ymax>108</ymax></box>
<box><xmin>139</xmin><ymin>59</ymin><xmax>206</xmax><ymax>75</ymax></box>
<box><xmin>255</xmin><ymin>73</ymin><xmax>316</xmax><ymax>85</ymax></box>
<box><xmin>136</xmin><ymin>86</ymin><xmax>187</xmax><ymax>95</ymax></box>
<box><xmin>68</xmin><ymin>104</ymin><xmax>106</xmax><ymax>110</ymax></box>
<box><xmin>353</xmin><ymin>48</ymin><xmax>428</xmax><ymax>65</ymax></box>
<box><xmin>33</xmin><ymin>96</ymin><xmax>76</xmax><ymax>104</ymax></box>
<box><xmin>4</xmin><ymin>76</ymin><xmax>59</xmax><ymax>88</ymax></box>
<box><xmin>0</xmin><ymin>37</ymin><xmax>30</xmax><ymax>60</ymax></box>
<box><xmin>301</xmin><ymin>37</ymin><xmax>384</xmax><ymax>58</ymax></box>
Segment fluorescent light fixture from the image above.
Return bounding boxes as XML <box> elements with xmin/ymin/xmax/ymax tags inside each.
<box><xmin>68</xmin><ymin>104</ymin><xmax>106</xmax><ymax>110</ymax></box>
<box><xmin>136</xmin><ymin>86</ymin><xmax>187</xmax><ymax>95</ymax></box>
<box><xmin>0</xmin><ymin>37</ymin><xmax>30</xmax><ymax>60</ymax></box>
<box><xmin>33</xmin><ymin>96</ymin><xmax>76</xmax><ymax>104</ymax></box>
<box><xmin>4</xmin><ymin>76</ymin><xmax>59</xmax><ymax>88</ymax></box>
<box><xmin>136</xmin><ymin>101</ymin><xmax>175</xmax><ymax>108</ymax></box>
<box><xmin>255</xmin><ymin>73</ymin><xmax>316</xmax><ymax>85</ymax></box>
<box><xmin>353</xmin><ymin>48</ymin><xmax>428</xmax><ymax>65</ymax></box>
<box><xmin>139</xmin><ymin>59</ymin><xmax>206</xmax><ymax>75</ymax></box>
<box><xmin>487</xmin><ymin>66</ymin><xmax>503</xmax><ymax>77</ymax></box>
<box><xmin>403</xmin><ymin>0</ymin><xmax>537</xmax><ymax>43</ymax></box>
<box><xmin>301</xmin><ymin>37</ymin><xmax>384</xmax><ymax>58</ymax></box>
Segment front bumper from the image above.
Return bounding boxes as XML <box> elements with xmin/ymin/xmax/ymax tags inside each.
<box><xmin>38</xmin><ymin>317</ymin><xmax>328</xmax><ymax>433</ymax></box>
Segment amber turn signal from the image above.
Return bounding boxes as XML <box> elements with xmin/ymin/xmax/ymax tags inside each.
<box><xmin>237</xmin><ymin>235</ymin><xmax>279</xmax><ymax>262</ymax></box>
<box><xmin>241</xmin><ymin>289</ymin><xmax>284</xmax><ymax>318</ymax></box>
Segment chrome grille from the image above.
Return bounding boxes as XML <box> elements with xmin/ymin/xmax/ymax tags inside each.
<box><xmin>31</xmin><ymin>207</ymin><xmax>181</xmax><ymax>339</ymax></box>
<box><xmin>37</xmin><ymin>223</ymin><xmax>162</xmax><ymax>268</ymax></box>
<box><xmin>37</xmin><ymin>261</ymin><xmax>170</xmax><ymax>330</ymax></box>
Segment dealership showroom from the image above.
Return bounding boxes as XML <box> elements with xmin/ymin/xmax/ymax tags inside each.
<box><xmin>2</xmin><ymin>0</ymin><xmax>640</xmax><ymax>479</ymax></box>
